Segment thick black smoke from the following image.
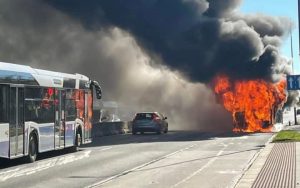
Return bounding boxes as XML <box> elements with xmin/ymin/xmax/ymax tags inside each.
<box><xmin>46</xmin><ymin>0</ymin><xmax>291</xmax><ymax>83</ymax></box>
<box><xmin>0</xmin><ymin>0</ymin><xmax>233</xmax><ymax>132</ymax></box>
<box><xmin>0</xmin><ymin>0</ymin><xmax>293</xmax><ymax>132</ymax></box>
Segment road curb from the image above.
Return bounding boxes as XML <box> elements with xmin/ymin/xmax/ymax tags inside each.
<box><xmin>234</xmin><ymin>135</ymin><xmax>275</xmax><ymax>188</ymax></box>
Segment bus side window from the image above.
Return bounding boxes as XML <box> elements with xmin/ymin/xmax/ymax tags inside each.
<box><xmin>25</xmin><ymin>88</ymin><xmax>55</xmax><ymax>123</ymax></box>
<box><xmin>0</xmin><ymin>85</ymin><xmax>9</xmax><ymax>123</ymax></box>
<box><xmin>65</xmin><ymin>90</ymin><xmax>76</xmax><ymax>121</ymax></box>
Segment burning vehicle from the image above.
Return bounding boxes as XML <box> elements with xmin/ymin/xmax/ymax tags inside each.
<box><xmin>213</xmin><ymin>75</ymin><xmax>287</xmax><ymax>132</ymax></box>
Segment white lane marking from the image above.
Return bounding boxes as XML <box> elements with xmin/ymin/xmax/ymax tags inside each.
<box><xmin>172</xmin><ymin>143</ymin><xmax>228</xmax><ymax>188</ymax></box>
<box><xmin>99</xmin><ymin>147</ymin><xmax>113</xmax><ymax>151</ymax></box>
<box><xmin>85</xmin><ymin>144</ymin><xmax>197</xmax><ymax>188</ymax></box>
<box><xmin>0</xmin><ymin>146</ymin><xmax>113</xmax><ymax>182</ymax></box>
<box><xmin>236</xmin><ymin>136</ymin><xmax>249</xmax><ymax>140</ymax></box>
<box><xmin>87</xmin><ymin>147</ymin><xmax>113</xmax><ymax>151</ymax></box>
<box><xmin>213</xmin><ymin>135</ymin><xmax>249</xmax><ymax>141</ymax></box>
<box><xmin>0</xmin><ymin>150</ymin><xmax>91</xmax><ymax>182</ymax></box>
<box><xmin>217</xmin><ymin>170</ymin><xmax>240</xmax><ymax>174</ymax></box>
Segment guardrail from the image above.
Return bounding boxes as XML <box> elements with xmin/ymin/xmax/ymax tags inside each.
<box><xmin>92</xmin><ymin>121</ymin><xmax>132</xmax><ymax>138</ymax></box>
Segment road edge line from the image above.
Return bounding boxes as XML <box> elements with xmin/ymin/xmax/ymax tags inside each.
<box><xmin>85</xmin><ymin>144</ymin><xmax>197</xmax><ymax>188</ymax></box>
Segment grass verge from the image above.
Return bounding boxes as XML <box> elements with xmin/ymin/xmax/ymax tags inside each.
<box><xmin>273</xmin><ymin>130</ymin><xmax>300</xmax><ymax>142</ymax></box>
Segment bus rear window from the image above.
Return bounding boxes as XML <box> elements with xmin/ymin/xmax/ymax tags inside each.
<box><xmin>134</xmin><ymin>113</ymin><xmax>153</xmax><ymax>120</ymax></box>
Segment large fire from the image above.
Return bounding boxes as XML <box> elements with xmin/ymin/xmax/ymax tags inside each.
<box><xmin>213</xmin><ymin>75</ymin><xmax>286</xmax><ymax>132</ymax></box>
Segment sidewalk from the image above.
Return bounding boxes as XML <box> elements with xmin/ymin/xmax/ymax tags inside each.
<box><xmin>235</xmin><ymin>125</ymin><xmax>300</xmax><ymax>188</ymax></box>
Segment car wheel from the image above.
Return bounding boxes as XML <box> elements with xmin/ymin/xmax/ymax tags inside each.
<box><xmin>164</xmin><ymin>128</ymin><xmax>168</xmax><ymax>134</ymax></box>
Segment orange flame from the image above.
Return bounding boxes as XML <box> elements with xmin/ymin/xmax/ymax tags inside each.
<box><xmin>213</xmin><ymin>75</ymin><xmax>286</xmax><ymax>132</ymax></box>
<box><xmin>75</xmin><ymin>90</ymin><xmax>93</xmax><ymax>131</ymax></box>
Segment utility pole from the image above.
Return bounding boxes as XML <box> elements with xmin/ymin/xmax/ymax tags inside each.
<box><xmin>295</xmin><ymin>0</ymin><xmax>300</xmax><ymax>125</ymax></box>
<box><xmin>299</xmin><ymin>0</ymin><xmax>300</xmax><ymax>53</ymax></box>
<box><xmin>290</xmin><ymin>23</ymin><xmax>297</xmax><ymax>125</ymax></box>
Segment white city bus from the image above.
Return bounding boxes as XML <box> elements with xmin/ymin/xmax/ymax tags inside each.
<box><xmin>0</xmin><ymin>62</ymin><xmax>102</xmax><ymax>162</ymax></box>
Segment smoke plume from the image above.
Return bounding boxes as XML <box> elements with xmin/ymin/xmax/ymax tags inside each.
<box><xmin>46</xmin><ymin>0</ymin><xmax>292</xmax><ymax>83</ymax></box>
<box><xmin>0</xmin><ymin>0</ymin><xmax>293</xmax><ymax>131</ymax></box>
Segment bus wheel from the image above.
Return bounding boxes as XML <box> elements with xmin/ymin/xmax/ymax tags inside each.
<box><xmin>71</xmin><ymin>132</ymin><xmax>81</xmax><ymax>152</ymax></box>
<box><xmin>26</xmin><ymin>134</ymin><xmax>37</xmax><ymax>163</ymax></box>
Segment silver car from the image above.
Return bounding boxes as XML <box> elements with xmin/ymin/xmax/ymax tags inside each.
<box><xmin>132</xmin><ymin>112</ymin><xmax>168</xmax><ymax>135</ymax></box>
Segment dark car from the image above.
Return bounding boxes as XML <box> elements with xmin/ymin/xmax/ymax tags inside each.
<box><xmin>132</xmin><ymin>112</ymin><xmax>168</xmax><ymax>135</ymax></box>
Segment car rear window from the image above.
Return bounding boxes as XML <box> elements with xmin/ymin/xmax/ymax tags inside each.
<box><xmin>134</xmin><ymin>113</ymin><xmax>153</xmax><ymax>120</ymax></box>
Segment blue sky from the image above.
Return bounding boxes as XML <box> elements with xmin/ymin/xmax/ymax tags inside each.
<box><xmin>241</xmin><ymin>0</ymin><xmax>299</xmax><ymax>74</ymax></box>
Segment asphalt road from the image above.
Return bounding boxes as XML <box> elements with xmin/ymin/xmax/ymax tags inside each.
<box><xmin>0</xmin><ymin>131</ymin><xmax>273</xmax><ymax>188</ymax></box>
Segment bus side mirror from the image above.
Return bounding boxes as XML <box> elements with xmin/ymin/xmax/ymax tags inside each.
<box><xmin>95</xmin><ymin>88</ymin><xmax>102</xmax><ymax>99</ymax></box>
<box><xmin>91</xmin><ymin>80</ymin><xmax>102</xmax><ymax>99</ymax></box>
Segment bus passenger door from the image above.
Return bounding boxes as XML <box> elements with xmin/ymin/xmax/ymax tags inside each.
<box><xmin>55</xmin><ymin>90</ymin><xmax>65</xmax><ymax>149</ymax></box>
<box><xmin>9</xmin><ymin>87</ymin><xmax>24</xmax><ymax>157</ymax></box>
<box><xmin>84</xmin><ymin>91</ymin><xmax>92</xmax><ymax>143</ymax></box>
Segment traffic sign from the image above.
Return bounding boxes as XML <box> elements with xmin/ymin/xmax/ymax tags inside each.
<box><xmin>287</xmin><ymin>75</ymin><xmax>300</xmax><ymax>90</ymax></box>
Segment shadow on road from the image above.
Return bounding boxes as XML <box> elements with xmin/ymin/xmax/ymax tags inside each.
<box><xmin>0</xmin><ymin>130</ymin><xmax>272</xmax><ymax>169</ymax></box>
<box><xmin>81</xmin><ymin>130</ymin><xmax>271</xmax><ymax>148</ymax></box>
